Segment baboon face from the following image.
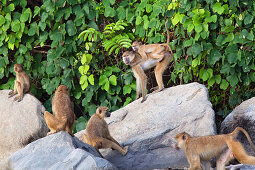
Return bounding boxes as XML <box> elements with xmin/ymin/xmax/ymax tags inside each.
<box><xmin>56</xmin><ymin>85</ymin><xmax>69</xmax><ymax>93</ymax></box>
<box><xmin>175</xmin><ymin>132</ymin><xmax>189</xmax><ymax>150</ymax></box>
<box><xmin>96</xmin><ymin>106</ymin><xmax>111</xmax><ymax>118</ymax></box>
<box><xmin>14</xmin><ymin>64</ymin><xmax>22</xmax><ymax>73</ymax></box>
<box><xmin>122</xmin><ymin>51</ymin><xmax>135</xmax><ymax>65</ymax></box>
<box><xmin>132</xmin><ymin>41</ymin><xmax>142</xmax><ymax>51</ymax></box>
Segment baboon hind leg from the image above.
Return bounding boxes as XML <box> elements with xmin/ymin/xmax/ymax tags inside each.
<box><xmin>153</xmin><ymin>53</ymin><xmax>172</xmax><ymax>93</ymax></box>
<box><xmin>228</xmin><ymin>140</ymin><xmax>255</xmax><ymax>165</ymax></box>
<box><xmin>44</xmin><ymin>111</ymin><xmax>65</xmax><ymax>135</ymax></box>
<box><xmin>14</xmin><ymin>81</ymin><xmax>24</xmax><ymax>102</ymax></box>
<box><xmin>98</xmin><ymin>138</ymin><xmax>128</xmax><ymax>156</ymax></box>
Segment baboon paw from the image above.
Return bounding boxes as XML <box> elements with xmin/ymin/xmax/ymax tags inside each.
<box><xmin>152</xmin><ymin>88</ymin><xmax>164</xmax><ymax>94</ymax></box>
<box><xmin>8</xmin><ymin>91</ymin><xmax>13</xmax><ymax>95</ymax></box>
<box><xmin>47</xmin><ymin>132</ymin><xmax>55</xmax><ymax>136</ymax></box>
<box><xmin>123</xmin><ymin>146</ymin><xmax>129</xmax><ymax>156</ymax></box>
<box><xmin>141</xmin><ymin>98</ymin><xmax>146</xmax><ymax>103</ymax></box>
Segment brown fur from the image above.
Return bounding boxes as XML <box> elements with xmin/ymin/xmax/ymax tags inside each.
<box><xmin>132</xmin><ymin>20</ymin><xmax>173</xmax><ymax>62</ymax></box>
<box><xmin>8</xmin><ymin>64</ymin><xmax>31</xmax><ymax>102</ymax></box>
<box><xmin>44</xmin><ymin>85</ymin><xmax>75</xmax><ymax>136</ymax></box>
<box><xmin>82</xmin><ymin>106</ymin><xmax>128</xmax><ymax>157</ymax></box>
<box><xmin>122</xmin><ymin>50</ymin><xmax>172</xmax><ymax>103</ymax></box>
<box><xmin>175</xmin><ymin>127</ymin><xmax>255</xmax><ymax>170</ymax></box>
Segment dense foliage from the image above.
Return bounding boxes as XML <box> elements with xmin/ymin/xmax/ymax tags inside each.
<box><xmin>0</xmin><ymin>0</ymin><xmax>254</xmax><ymax>132</ymax></box>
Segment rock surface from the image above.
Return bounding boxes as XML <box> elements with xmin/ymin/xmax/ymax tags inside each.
<box><xmin>76</xmin><ymin>82</ymin><xmax>216</xmax><ymax>169</ymax></box>
<box><xmin>221</xmin><ymin>97</ymin><xmax>255</xmax><ymax>155</ymax></box>
<box><xmin>8</xmin><ymin>131</ymin><xmax>117</xmax><ymax>170</ymax></box>
<box><xmin>0</xmin><ymin>90</ymin><xmax>48</xmax><ymax>170</ymax></box>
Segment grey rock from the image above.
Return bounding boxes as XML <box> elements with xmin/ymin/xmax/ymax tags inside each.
<box><xmin>221</xmin><ymin>97</ymin><xmax>255</xmax><ymax>155</ymax></box>
<box><xmin>0</xmin><ymin>90</ymin><xmax>48</xmax><ymax>170</ymax></box>
<box><xmin>8</xmin><ymin>131</ymin><xmax>117</xmax><ymax>170</ymax></box>
<box><xmin>76</xmin><ymin>82</ymin><xmax>216</xmax><ymax>169</ymax></box>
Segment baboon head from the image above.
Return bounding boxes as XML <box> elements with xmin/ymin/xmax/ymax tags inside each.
<box><xmin>122</xmin><ymin>51</ymin><xmax>136</xmax><ymax>65</ymax></box>
<box><xmin>96</xmin><ymin>106</ymin><xmax>111</xmax><ymax>118</ymax></box>
<box><xmin>132</xmin><ymin>41</ymin><xmax>142</xmax><ymax>51</ymax></box>
<box><xmin>175</xmin><ymin>132</ymin><xmax>190</xmax><ymax>150</ymax></box>
<box><xmin>14</xmin><ymin>64</ymin><xmax>23</xmax><ymax>73</ymax></box>
<box><xmin>56</xmin><ymin>85</ymin><xmax>69</xmax><ymax>94</ymax></box>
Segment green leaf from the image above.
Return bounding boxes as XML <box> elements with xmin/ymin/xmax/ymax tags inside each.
<box><xmin>88</xmin><ymin>74</ymin><xmax>94</xmax><ymax>85</ymax></box>
<box><xmin>123</xmin><ymin>85</ymin><xmax>131</xmax><ymax>95</ymax></box>
<box><xmin>215</xmin><ymin>75</ymin><xmax>221</xmax><ymax>84</ymax></box>
<box><xmin>80</xmin><ymin>75</ymin><xmax>88</xmax><ymax>84</ymax></box>
<box><xmin>19</xmin><ymin>44</ymin><xmax>27</xmax><ymax>54</ymax></box>
<box><xmin>109</xmin><ymin>0</ymin><xmax>115</xmax><ymax>5</ymax></box>
<box><xmin>207</xmin><ymin>49</ymin><xmax>221</xmax><ymax>66</ymax></box>
<box><xmin>104</xmin><ymin>6</ymin><xmax>116</xmax><ymax>17</ymax></box>
<box><xmin>66</xmin><ymin>20</ymin><xmax>76</xmax><ymax>36</ymax></box>
<box><xmin>104</xmin><ymin>81</ymin><xmax>110</xmax><ymax>91</ymax></box>
<box><xmin>124</xmin><ymin>97</ymin><xmax>132</xmax><ymax>107</ymax></box>
<box><xmin>20</xmin><ymin>12</ymin><xmax>29</xmax><ymax>22</ymax></box>
<box><xmin>109</xmin><ymin>75</ymin><xmax>117</xmax><ymax>86</ymax></box>
<box><xmin>136</xmin><ymin>16</ymin><xmax>142</xmax><ymax>25</ymax></box>
<box><xmin>183</xmin><ymin>39</ymin><xmax>193</xmax><ymax>47</ymax></box>
<box><xmin>0</xmin><ymin>15</ymin><xmax>5</xmax><ymax>26</ymax></box>
<box><xmin>8</xmin><ymin>3</ymin><xmax>15</xmax><ymax>11</ymax></box>
<box><xmin>244</xmin><ymin>13</ymin><xmax>253</xmax><ymax>25</ymax></box>
<box><xmin>117</xmin><ymin>6</ymin><xmax>125</xmax><ymax>20</ymax></box>
<box><xmin>227</xmin><ymin>74</ymin><xmax>239</xmax><ymax>87</ymax></box>
<box><xmin>213</xmin><ymin>2</ymin><xmax>225</xmax><ymax>15</ymax></box>
<box><xmin>187</xmin><ymin>23</ymin><xmax>194</xmax><ymax>32</ymax></box>
<box><xmin>146</xmin><ymin>4</ymin><xmax>152</xmax><ymax>13</ymax></box>
<box><xmin>11</xmin><ymin>20</ymin><xmax>20</xmax><ymax>32</ymax></box>
<box><xmin>208</xmin><ymin>77</ymin><xmax>215</xmax><ymax>86</ymax></box>
<box><xmin>195</xmin><ymin>24</ymin><xmax>203</xmax><ymax>33</ymax></box>
<box><xmin>220</xmin><ymin>79</ymin><xmax>229</xmax><ymax>90</ymax></box>
<box><xmin>41</xmin><ymin>12</ymin><xmax>48</xmax><ymax>22</ymax></box>
<box><xmin>33</xmin><ymin>6</ymin><xmax>40</xmax><ymax>18</ymax></box>
<box><xmin>99</xmin><ymin>75</ymin><xmax>108</xmax><ymax>86</ymax></box>
<box><xmin>28</xmin><ymin>22</ymin><xmax>37</xmax><ymax>36</ymax></box>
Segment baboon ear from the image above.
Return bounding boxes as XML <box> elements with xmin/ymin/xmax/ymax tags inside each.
<box><xmin>98</xmin><ymin>107</ymin><xmax>102</xmax><ymax>114</ymax></box>
<box><xmin>182</xmin><ymin>134</ymin><xmax>186</xmax><ymax>140</ymax></box>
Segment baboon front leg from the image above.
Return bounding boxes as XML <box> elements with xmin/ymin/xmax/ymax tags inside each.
<box><xmin>187</xmin><ymin>153</ymin><xmax>201</xmax><ymax>170</ymax></box>
<box><xmin>99</xmin><ymin>138</ymin><xmax>128</xmax><ymax>156</ymax></box>
<box><xmin>14</xmin><ymin>81</ymin><xmax>24</xmax><ymax>102</ymax></box>
<box><xmin>133</xmin><ymin>66</ymin><xmax>147</xmax><ymax>102</ymax></box>
<box><xmin>44</xmin><ymin>111</ymin><xmax>64</xmax><ymax>135</ymax></box>
<box><xmin>8</xmin><ymin>81</ymin><xmax>18</xmax><ymax>97</ymax></box>
<box><xmin>134</xmin><ymin>72</ymin><xmax>141</xmax><ymax>100</ymax></box>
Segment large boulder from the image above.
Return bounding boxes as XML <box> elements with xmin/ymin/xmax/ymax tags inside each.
<box><xmin>221</xmin><ymin>97</ymin><xmax>255</xmax><ymax>162</ymax></box>
<box><xmin>8</xmin><ymin>131</ymin><xmax>117</xmax><ymax>170</ymax></box>
<box><xmin>0</xmin><ymin>90</ymin><xmax>48</xmax><ymax>169</ymax></box>
<box><xmin>76</xmin><ymin>82</ymin><xmax>216</xmax><ymax>169</ymax></box>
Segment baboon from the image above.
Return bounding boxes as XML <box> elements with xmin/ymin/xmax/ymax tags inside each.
<box><xmin>175</xmin><ymin>127</ymin><xmax>255</xmax><ymax>170</ymax></box>
<box><xmin>44</xmin><ymin>85</ymin><xmax>75</xmax><ymax>136</ymax></box>
<box><xmin>82</xmin><ymin>106</ymin><xmax>128</xmax><ymax>157</ymax></box>
<box><xmin>8</xmin><ymin>64</ymin><xmax>30</xmax><ymax>102</ymax></box>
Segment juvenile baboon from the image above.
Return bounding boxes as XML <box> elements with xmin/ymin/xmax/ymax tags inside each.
<box><xmin>132</xmin><ymin>20</ymin><xmax>173</xmax><ymax>62</ymax></box>
<box><xmin>8</xmin><ymin>64</ymin><xmax>31</xmax><ymax>102</ymax></box>
<box><xmin>82</xmin><ymin>106</ymin><xmax>128</xmax><ymax>157</ymax></box>
<box><xmin>44</xmin><ymin>85</ymin><xmax>75</xmax><ymax>136</ymax></box>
